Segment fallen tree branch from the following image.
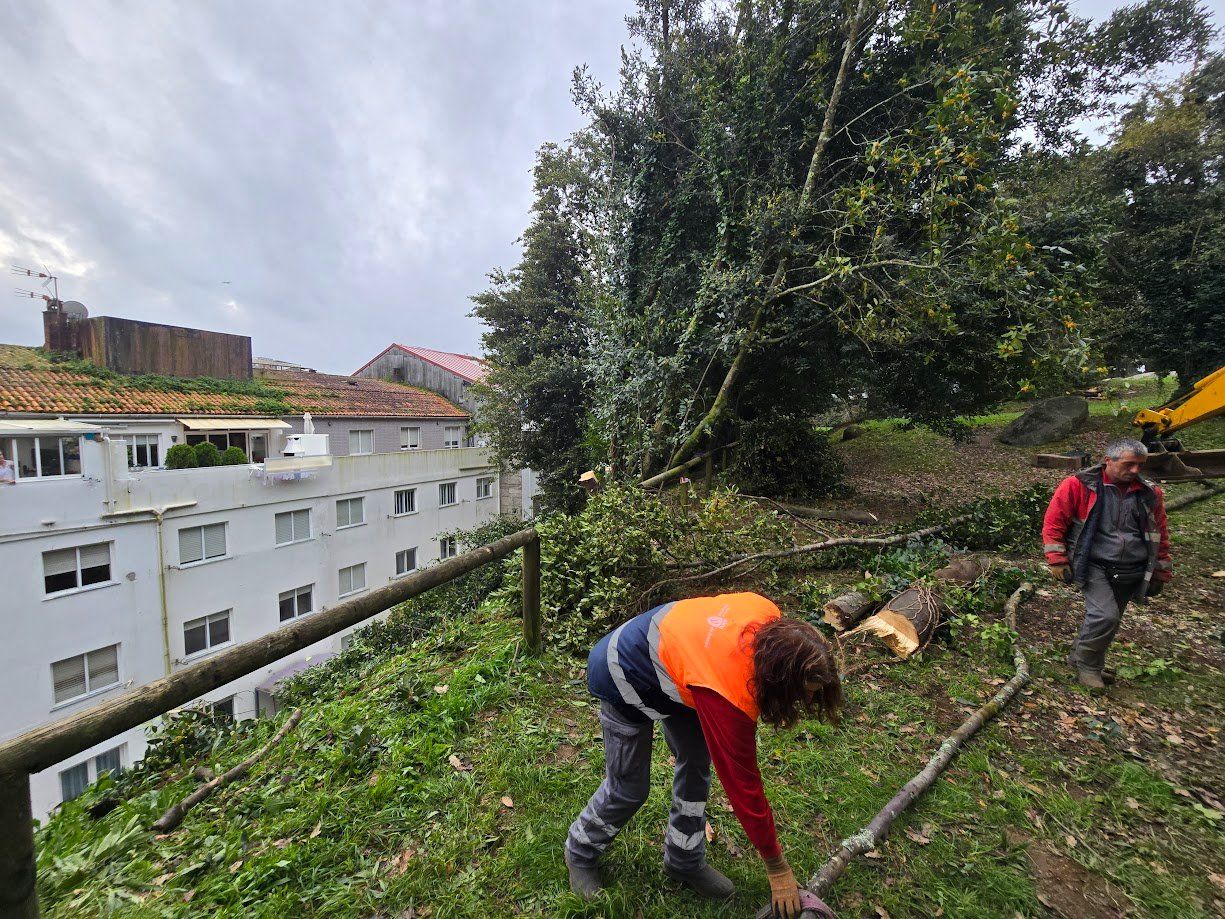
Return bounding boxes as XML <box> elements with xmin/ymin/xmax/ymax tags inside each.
<box><xmin>1164</xmin><ymin>483</ymin><xmax>1222</xmax><ymax>512</ymax></box>
<box><xmin>806</xmin><ymin>583</ymin><xmax>1033</xmax><ymax>898</ymax></box>
<box><xmin>152</xmin><ymin>707</ymin><xmax>303</xmax><ymax>832</ymax></box>
<box><xmin>646</xmin><ymin>515</ymin><xmax>971</xmax><ymax>597</ymax></box>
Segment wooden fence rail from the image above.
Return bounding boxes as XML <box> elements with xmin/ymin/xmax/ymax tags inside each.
<box><xmin>0</xmin><ymin>527</ymin><xmax>541</xmax><ymax>919</ymax></box>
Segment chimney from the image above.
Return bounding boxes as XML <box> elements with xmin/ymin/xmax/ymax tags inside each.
<box><xmin>43</xmin><ymin>302</ymin><xmax>82</xmax><ymax>355</ymax></box>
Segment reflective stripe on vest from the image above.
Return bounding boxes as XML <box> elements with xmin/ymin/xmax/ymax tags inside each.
<box><xmin>607</xmin><ymin>622</ymin><xmax>665</xmax><ymax>721</ymax></box>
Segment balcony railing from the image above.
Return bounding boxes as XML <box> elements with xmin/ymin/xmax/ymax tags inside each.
<box><xmin>0</xmin><ymin>527</ymin><xmax>541</xmax><ymax>919</ymax></box>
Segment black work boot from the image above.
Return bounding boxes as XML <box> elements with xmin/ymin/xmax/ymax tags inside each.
<box><xmin>663</xmin><ymin>862</ymin><xmax>735</xmax><ymax>900</ymax></box>
<box><xmin>565</xmin><ymin>856</ymin><xmax>604</xmax><ymax>901</ymax></box>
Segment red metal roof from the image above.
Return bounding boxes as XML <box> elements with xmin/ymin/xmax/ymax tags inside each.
<box><xmin>0</xmin><ymin>345</ymin><xmax>468</xmax><ymax>419</ymax></box>
<box><xmin>353</xmin><ymin>344</ymin><xmax>488</xmax><ymax>383</ymax></box>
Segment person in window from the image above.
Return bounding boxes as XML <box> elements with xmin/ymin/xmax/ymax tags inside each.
<box><xmin>565</xmin><ymin>592</ymin><xmax>842</xmax><ymax>917</ymax></box>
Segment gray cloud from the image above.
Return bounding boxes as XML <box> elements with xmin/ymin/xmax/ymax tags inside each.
<box><xmin>0</xmin><ymin>0</ymin><xmax>633</xmax><ymax>373</ymax></box>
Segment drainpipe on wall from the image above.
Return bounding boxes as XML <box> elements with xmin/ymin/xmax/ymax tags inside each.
<box><xmin>102</xmin><ymin>501</ymin><xmax>196</xmax><ymax>676</ymax></box>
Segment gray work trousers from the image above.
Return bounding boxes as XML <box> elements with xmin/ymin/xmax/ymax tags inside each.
<box><xmin>565</xmin><ymin>701</ymin><xmax>711</xmax><ymax>871</ymax></box>
<box><xmin>1071</xmin><ymin>565</ymin><xmax>1142</xmax><ymax>672</ymax></box>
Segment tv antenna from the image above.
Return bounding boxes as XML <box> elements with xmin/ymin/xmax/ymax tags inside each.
<box><xmin>11</xmin><ymin>264</ymin><xmax>60</xmax><ymax>305</ymax></box>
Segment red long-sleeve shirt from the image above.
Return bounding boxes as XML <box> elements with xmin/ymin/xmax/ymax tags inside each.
<box><xmin>690</xmin><ymin>685</ymin><xmax>781</xmax><ymax>860</ymax></box>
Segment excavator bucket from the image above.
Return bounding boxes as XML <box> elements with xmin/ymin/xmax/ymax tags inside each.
<box><xmin>1031</xmin><ymin>449</ymin><xmax>1225</xmax><ymax>481</ymax></box>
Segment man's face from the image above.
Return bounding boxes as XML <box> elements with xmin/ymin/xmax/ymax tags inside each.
<box><xmin>1105</xmin><ymin>451</ymin><xmax>1144</xmax><ymax>484</ymax></box>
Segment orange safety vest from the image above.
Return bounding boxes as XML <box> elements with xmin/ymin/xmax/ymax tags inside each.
<box><xmin>656</xmin><ymin>592</ymin><xmax>780</xmax><ymax>721</ymax></box>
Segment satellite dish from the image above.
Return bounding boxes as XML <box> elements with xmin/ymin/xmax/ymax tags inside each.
<box><xmin>61</xmin><ymin>301</ymin><xmax>88</xmax><ymax>320</ymax></box>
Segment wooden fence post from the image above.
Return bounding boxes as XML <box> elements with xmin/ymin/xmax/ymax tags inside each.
<box><xmin>0</xmin><ymin>770</ymin><xmax>38</xmax><ymax>919</ymax></box>
<box><xmin>522</xmin><ymin>534</ymin><xmax>542</xmax><ymax>653</ymax></box>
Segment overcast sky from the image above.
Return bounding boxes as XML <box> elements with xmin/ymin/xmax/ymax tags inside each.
<box><xmin>0</xmin><ymin>0</ymin><xmax>1213</xmax><ymax>375</ymax></box>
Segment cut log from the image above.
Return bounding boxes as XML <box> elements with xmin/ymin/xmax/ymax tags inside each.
<box><xmin>849</xmin><ymin>587</ymin><xmax>941</xmax><ymax>659</ymax></box>
<box><xmin>821</xmin><ymin>591</ymin><xmax>876</xmax><ymax>631</ymax></box>
<box><xmin>776</xmin><ymin>501</ymin><xmax>879</xmax><ymax>524</ymax></box>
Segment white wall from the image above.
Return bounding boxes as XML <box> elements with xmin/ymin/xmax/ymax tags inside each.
<box><xmin>0</xmin><ymin>438</ymin><xmax>501</xmax><ymax>818</ymax></box>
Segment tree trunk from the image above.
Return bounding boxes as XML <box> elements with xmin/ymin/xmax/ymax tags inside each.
<box><xmin>822</xmin><ymin>591</ymin><xmax>876</xmax><ymax>631</ymax></box>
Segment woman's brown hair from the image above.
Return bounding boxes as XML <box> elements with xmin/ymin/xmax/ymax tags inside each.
<box><xmin>747</xmin><ymin>618</ymin><xmax>842</xmax><ymax>729</ymax></box>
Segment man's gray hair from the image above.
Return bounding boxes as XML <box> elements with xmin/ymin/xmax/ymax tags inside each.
<box><xmin>1105</xmin><ymin>438</ymin><xmax>1148</xmax><ymax>460</ymax></box>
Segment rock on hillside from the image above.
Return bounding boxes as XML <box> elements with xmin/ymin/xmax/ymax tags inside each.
<box><xmin>997</xmin><ymin>396</ymin><xmax>1089</xmax><ymax>447</ymax></box>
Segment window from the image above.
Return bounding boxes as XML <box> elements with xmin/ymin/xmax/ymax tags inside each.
<box><xmin>43</xmin><ymin>543</ymin><xmax>112</xmax><ymax>595</ymax></box>
<box><xmin>51</xmin><ymin>645</ymin><xmax>120</xmax><ymax>704</ymax></box>
<box><xmin>274</xmin><ymin>509</ymin><xmax>311</xmax><ymax>545</ymax></box>
<box><xmin>395</xmin><ymin>548</ymin><xmax>417</xmax><ymax>576</ymax></box>
<box><xmin>5</xmin><ymin>435</ymin><xmax>81</xmax><ymax>479</ymax></box>
<box><xmin>178</xmin><ymin>523</ymin><xmax>226</xmax><ymax>565</ymax></box>
<box><xmin>349</xmin><ymin>429</ymin><xmax>374</xmax><ymax>455</ymax></box>
<box><xmin>278</xmin><ymin>585</ymin><xmax>313</xmax><ymax>621</ymax></box>
<box><xmin>443</xmin><ymin>426</ymin><xmax>463</xmax><ymax>448</ymax></box>
<box><xmin>440</xmin><ymin>536</ymin><xmax>458</xmax><ymax>559</ymax></box>
<box><xmin>339</xmin><ymin>563</ymin><xmax>366</xmax><ymax>597</ymax></box>
<box><xmin>183</xmin><ymin>611</ymin><xmax>232</xmax><ymax>656</ymax></box>
<box><xmin>400</xmin><ymin>426</ymin><xmax>421</xmax><ymax>450</ymax></box>
<box><xmin>124</xmin><ymin>434</ymin><xmax>160</xmax><ymax>468</ymax></box>
<box><xmin>394</xmin><ymin>488</ymin><xmax>416</xmax><ymax>516</ymax></box>
<box><xmin>336</xmin><ymin>497</ymin><xmax>365</xmax><ymax>528</ymax></box>
<box><xmin>438</xmin><ymin>482</ymin><xmax>457</xmax><ymax>507</ymax></box>
<box><xmin>211</xmin><ymin>697</ymin><xmax>235</xmax><ymax>720</ymax></box>
<box><xmin>476</xmin><ymin>477</ymin><xmax>494</xmax><ymax>500</ymax></box>
<box><xmin>58</xmin><ymin>745</ymin><xmax>125</xmax><ymax>803</ymax></box>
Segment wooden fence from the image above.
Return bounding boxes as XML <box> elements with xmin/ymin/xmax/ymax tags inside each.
<box><xmin>0</xmin><ymin>527</ymin><xmax>541</xmax><ymax>919</ymax></box>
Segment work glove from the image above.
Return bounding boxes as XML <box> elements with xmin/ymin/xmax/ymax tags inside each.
<box><xmin>764</xmin><ymin>855</ymin><xmax>802</xmax><ymax>918</ymax></box>
<box><xmin>1148</xmin><ymin>579</ymin><xmax>1164</xmax><ymax>598</ymax></box>
<box><xmin>1048</xmin><ymin>564</ymin><xmax>1072</xmax><ymax>584</ymax></box>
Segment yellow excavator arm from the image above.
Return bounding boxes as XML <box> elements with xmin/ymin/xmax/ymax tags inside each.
<box><xmin>1133</xmin><ymin>365</ymin><xmax>1225</xmax><ymax>444</ymax></box>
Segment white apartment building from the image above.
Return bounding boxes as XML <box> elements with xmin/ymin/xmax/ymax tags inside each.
<box><xmin>0</xmin><ymin>323</ymin><xmax>502</xmax><ymax>818</ymax></box>
<box><xmin>1</xmin><ymin>425</ymin><xmax>500</xmax><ymax>818</ymax></box>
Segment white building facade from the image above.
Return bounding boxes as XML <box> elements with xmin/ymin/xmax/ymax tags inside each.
<box><xmin>1</xmin><ymin>425</ymin><xmax>500</xmax><ymax>818</ymax></box>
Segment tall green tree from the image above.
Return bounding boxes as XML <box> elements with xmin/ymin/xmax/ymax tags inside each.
<box><xmin>471</xmin><ymin>145</ymin><xmax>597</xmax><ymax>512</ymax></box>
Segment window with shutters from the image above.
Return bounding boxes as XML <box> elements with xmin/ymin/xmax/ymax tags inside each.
<box><xmin>178</xmin><ymin>523</ymin><xmax>227</xmax><ymax>565</ymax></box>
<box><xmin>394</xmin><ymin>488</ymin><xmax>416</xmax><ymax>516</ymax></box>
<box><xmin>58</xmin><ymin>744</ymin><xmax>125</xmax><ymax>803</ymax></box>
<box><xmin>395</xmin><ymin>548</ymin><xmax>417</xmax><ymax>576</ymax></box>
<box><xmin>438</xmin><ymin>482</ymin><xmax>457</xmax><ymax>507</ymax></box>
<box><xmin>183</xmin><ymin>611</ymin><xmax>232</xmax><ymax>657</ymax></box>
<box><xmin>278</xmin><ymin>585</ymin><xmax>313</xmax><ymax>621</ymax></box>
<box><xmin>336</xmin><ymin>497</ymin><xmax>365</xmax><ymax>528</ymax></box>
<box><xmin>476</xmin><ymin>477</ymin><xmax>494</xmax><ymax>500</ymax></box>
<box><xmin>274</xmin><ymin>509</ymin><xmax>311</xmax><ymax>546</ymax></box>
<box><xmin>399</xmin><ymin>426</ymin><xmax>421</xmax><ymax>450</ymax></box>
<box><xmin>443</xmin><ymin>426</ymin><xmax>463</xmax><ymax>448</ymax></box>
<box><xmin>439</xmin><ymin>536</ymin><xmax>458</xmax><ymax>559</ymax></box>
<box><xmin>42</xmin><ymin>542</ymin><xmax>112</xmax><ymax>595</ymax></box>
<box><xmin>51</xmin><ymin>644</ymin><xmax>120</xmax><ymax>705</ymax></box>
<box><xmin>338</xmin><ymin>563</ymin><xmax>366</xmax><ymax>597</ymax></box>
<box><xmin>348</xmin><ymin>429</ymin><xmax>374</xmax><ymax>455</ymax></box>
<box><xmin>5</xmin><ymin>435</ymin><xmax>82</xmax><ymax>480</ymax></box>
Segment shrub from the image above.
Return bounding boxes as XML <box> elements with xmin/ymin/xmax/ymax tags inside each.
<box><xmin>193</xmin><ymin>442</ymin><xmax>222</xmax><ymax>467</ymax></box>
<box><xmin>164</xmin><ymin>443</ymin><xmax>198</xmax><ymax>469</ymax></box>
<box><xmin>220</xmin><ymin>446</ymin><xmax>248</xmax><ymax>465</ymax></box>
<box><xmin>726</xmin><ymin>411</ymin><xmax>845</xmax><ymax>502</ymax></box>
<box><xmin>536</xmin><ymin>484</ymin><xmax>790</xmax><ymax>653</ymax></box>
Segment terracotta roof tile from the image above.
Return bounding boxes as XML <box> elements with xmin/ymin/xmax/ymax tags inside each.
<box><xmin>0</xmin><ymin>346</ymin><xmax>468</xmax><ymax>419</ymax></box>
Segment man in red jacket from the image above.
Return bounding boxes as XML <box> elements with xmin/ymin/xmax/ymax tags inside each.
<box><xmin>1042</xmin><ymin>438</ymin><xmax>1173</xmax><ymax>690</ymax></box>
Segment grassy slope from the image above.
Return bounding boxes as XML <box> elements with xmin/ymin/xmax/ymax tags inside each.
<box><xmin>37</xmin><ymin>391</ymin><xmax>1225</xmax><ymax>918</ymax></box>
